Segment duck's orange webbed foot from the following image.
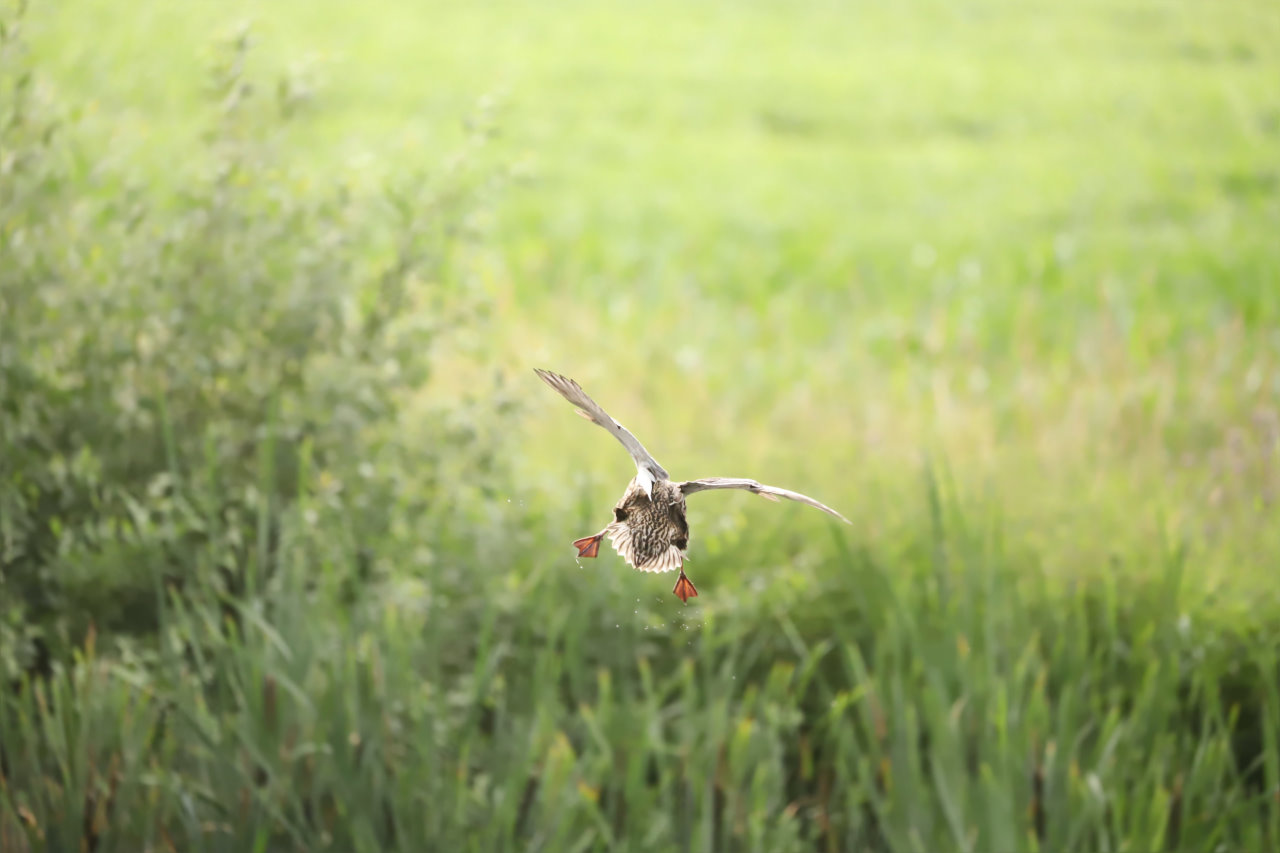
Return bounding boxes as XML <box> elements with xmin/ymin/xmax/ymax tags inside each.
<box><xmin>672</xmin><ymin>571</ymin><xmax>698</xmax><ymax>603</ymax></box>
<box><xmin>572</xmin><ymin>534</ymin><xmax>603</xmax><ymax>558</ymax></box>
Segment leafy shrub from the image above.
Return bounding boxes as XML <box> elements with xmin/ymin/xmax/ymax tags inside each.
<box><xmin>0</xmin><ymin>7</ymin><xmax>515</xmax><ymax>678</ymax></box>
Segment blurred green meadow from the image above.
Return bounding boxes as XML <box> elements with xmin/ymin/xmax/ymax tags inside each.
<box><xmin>3</xmin><ymin>0</ymin><xmax>1279</xmax><ymax>849</ymax></box>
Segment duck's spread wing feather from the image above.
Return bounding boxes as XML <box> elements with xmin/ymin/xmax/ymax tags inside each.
<box><xmin>606</xmin><ymin>525</ymin><xmax>684</xmax><ymax>573</ymax></box>
<box><xmin>678</xmin><ymin>477</ymin><xmax>851</xmax><ymax>525</ymax></box>
<box><xmin>534</xmin><ymin>369</ymin><xmax>669</xmax><ymax>480</ymax></box>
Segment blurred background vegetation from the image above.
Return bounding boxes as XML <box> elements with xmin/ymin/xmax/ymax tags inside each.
<box><xmin>2</xmin><ymin>0</ymin><xmax>1278</xmax><ymax>849</ymax></box>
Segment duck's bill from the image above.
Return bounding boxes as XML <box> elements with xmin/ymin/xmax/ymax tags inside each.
<box><xmin>573</xmin><ymin>534</ymin><xmax>603</xmax><ymax>559</ymax></box>
<box><xmin>672</xmin><ymin>571</ymin><xmax>699</xmax><ymax>603</ymax></box>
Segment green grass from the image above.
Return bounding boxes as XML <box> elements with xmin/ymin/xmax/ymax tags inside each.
<box><xmin>4</xmin><ymin>0</ymin><xmax>1280</xmax><ymax>848</ymax></box>
<box><xmin>4</xmin><ymin>468</ymin><xmax>1278</xmax><ymax>850</ymax></box>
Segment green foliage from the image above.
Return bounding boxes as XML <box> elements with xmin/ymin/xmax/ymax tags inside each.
<box><xmin>0</xmin><ymin>7</ymin><xmax>511</xmax><ymax>674</ymax></box>
<box><xmin>2</xmin><ymin>478</ymin><xmax>1278</xmax><ymax>851</ymax></box>
<box><xmin>3</xmin><ymin>0</ymin><xmax>1280</xmax><ymax>850</ymax></box>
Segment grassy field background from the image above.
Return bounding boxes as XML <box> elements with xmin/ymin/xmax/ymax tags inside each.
<box><xmin>4</xmin><ymin>0</ymin><xmax>1280</xmax><ymax>849</ymax></box>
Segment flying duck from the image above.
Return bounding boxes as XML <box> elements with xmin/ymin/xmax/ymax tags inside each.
<box><xmin>535</xmin><ymin>369</ymin><xmax>851</xmax><ymax>602</ymax></box>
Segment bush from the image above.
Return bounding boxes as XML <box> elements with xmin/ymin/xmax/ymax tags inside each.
<box><xmin>0</xmin><ymin>8</ymin><xmax>514</xmax><ymax>679</ymax></box>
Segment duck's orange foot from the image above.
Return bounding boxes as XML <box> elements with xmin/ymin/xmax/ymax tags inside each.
<box><xmin>572</xmin><ymin>534</ymin><xmax>603</xmax><ymax>559</ymax></box>
<box><xmin>672</xmin><ymin>571</ymin><xmax>698</xmax><ymax>603</ymax></box>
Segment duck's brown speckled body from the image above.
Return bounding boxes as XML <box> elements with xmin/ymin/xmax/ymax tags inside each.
<box><xmin>603</xmin><ymin>478</ymin><xmax>689</xmax><ymax>572</ymax></box>
<box><xmin>536</xmin><ymin>369</ymin><xmax>850</xmax><ymax>603</ymax></box>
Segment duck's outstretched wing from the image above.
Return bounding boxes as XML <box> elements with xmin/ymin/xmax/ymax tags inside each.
<box><xmin>534</xmin><ymin>369</ymin><xmax>669</xmax><ymax>483</ymax></box>
<box><xmin>678</xmin><ymin>477</ymin><xmax>851</xmax><ymax>524</ymax></box>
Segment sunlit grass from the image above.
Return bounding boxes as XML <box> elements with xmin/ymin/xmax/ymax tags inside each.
<box><xmin>5</xmin><ymin>0</ymin><xmax>1280</xmax><ymax>848</ymax></box>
